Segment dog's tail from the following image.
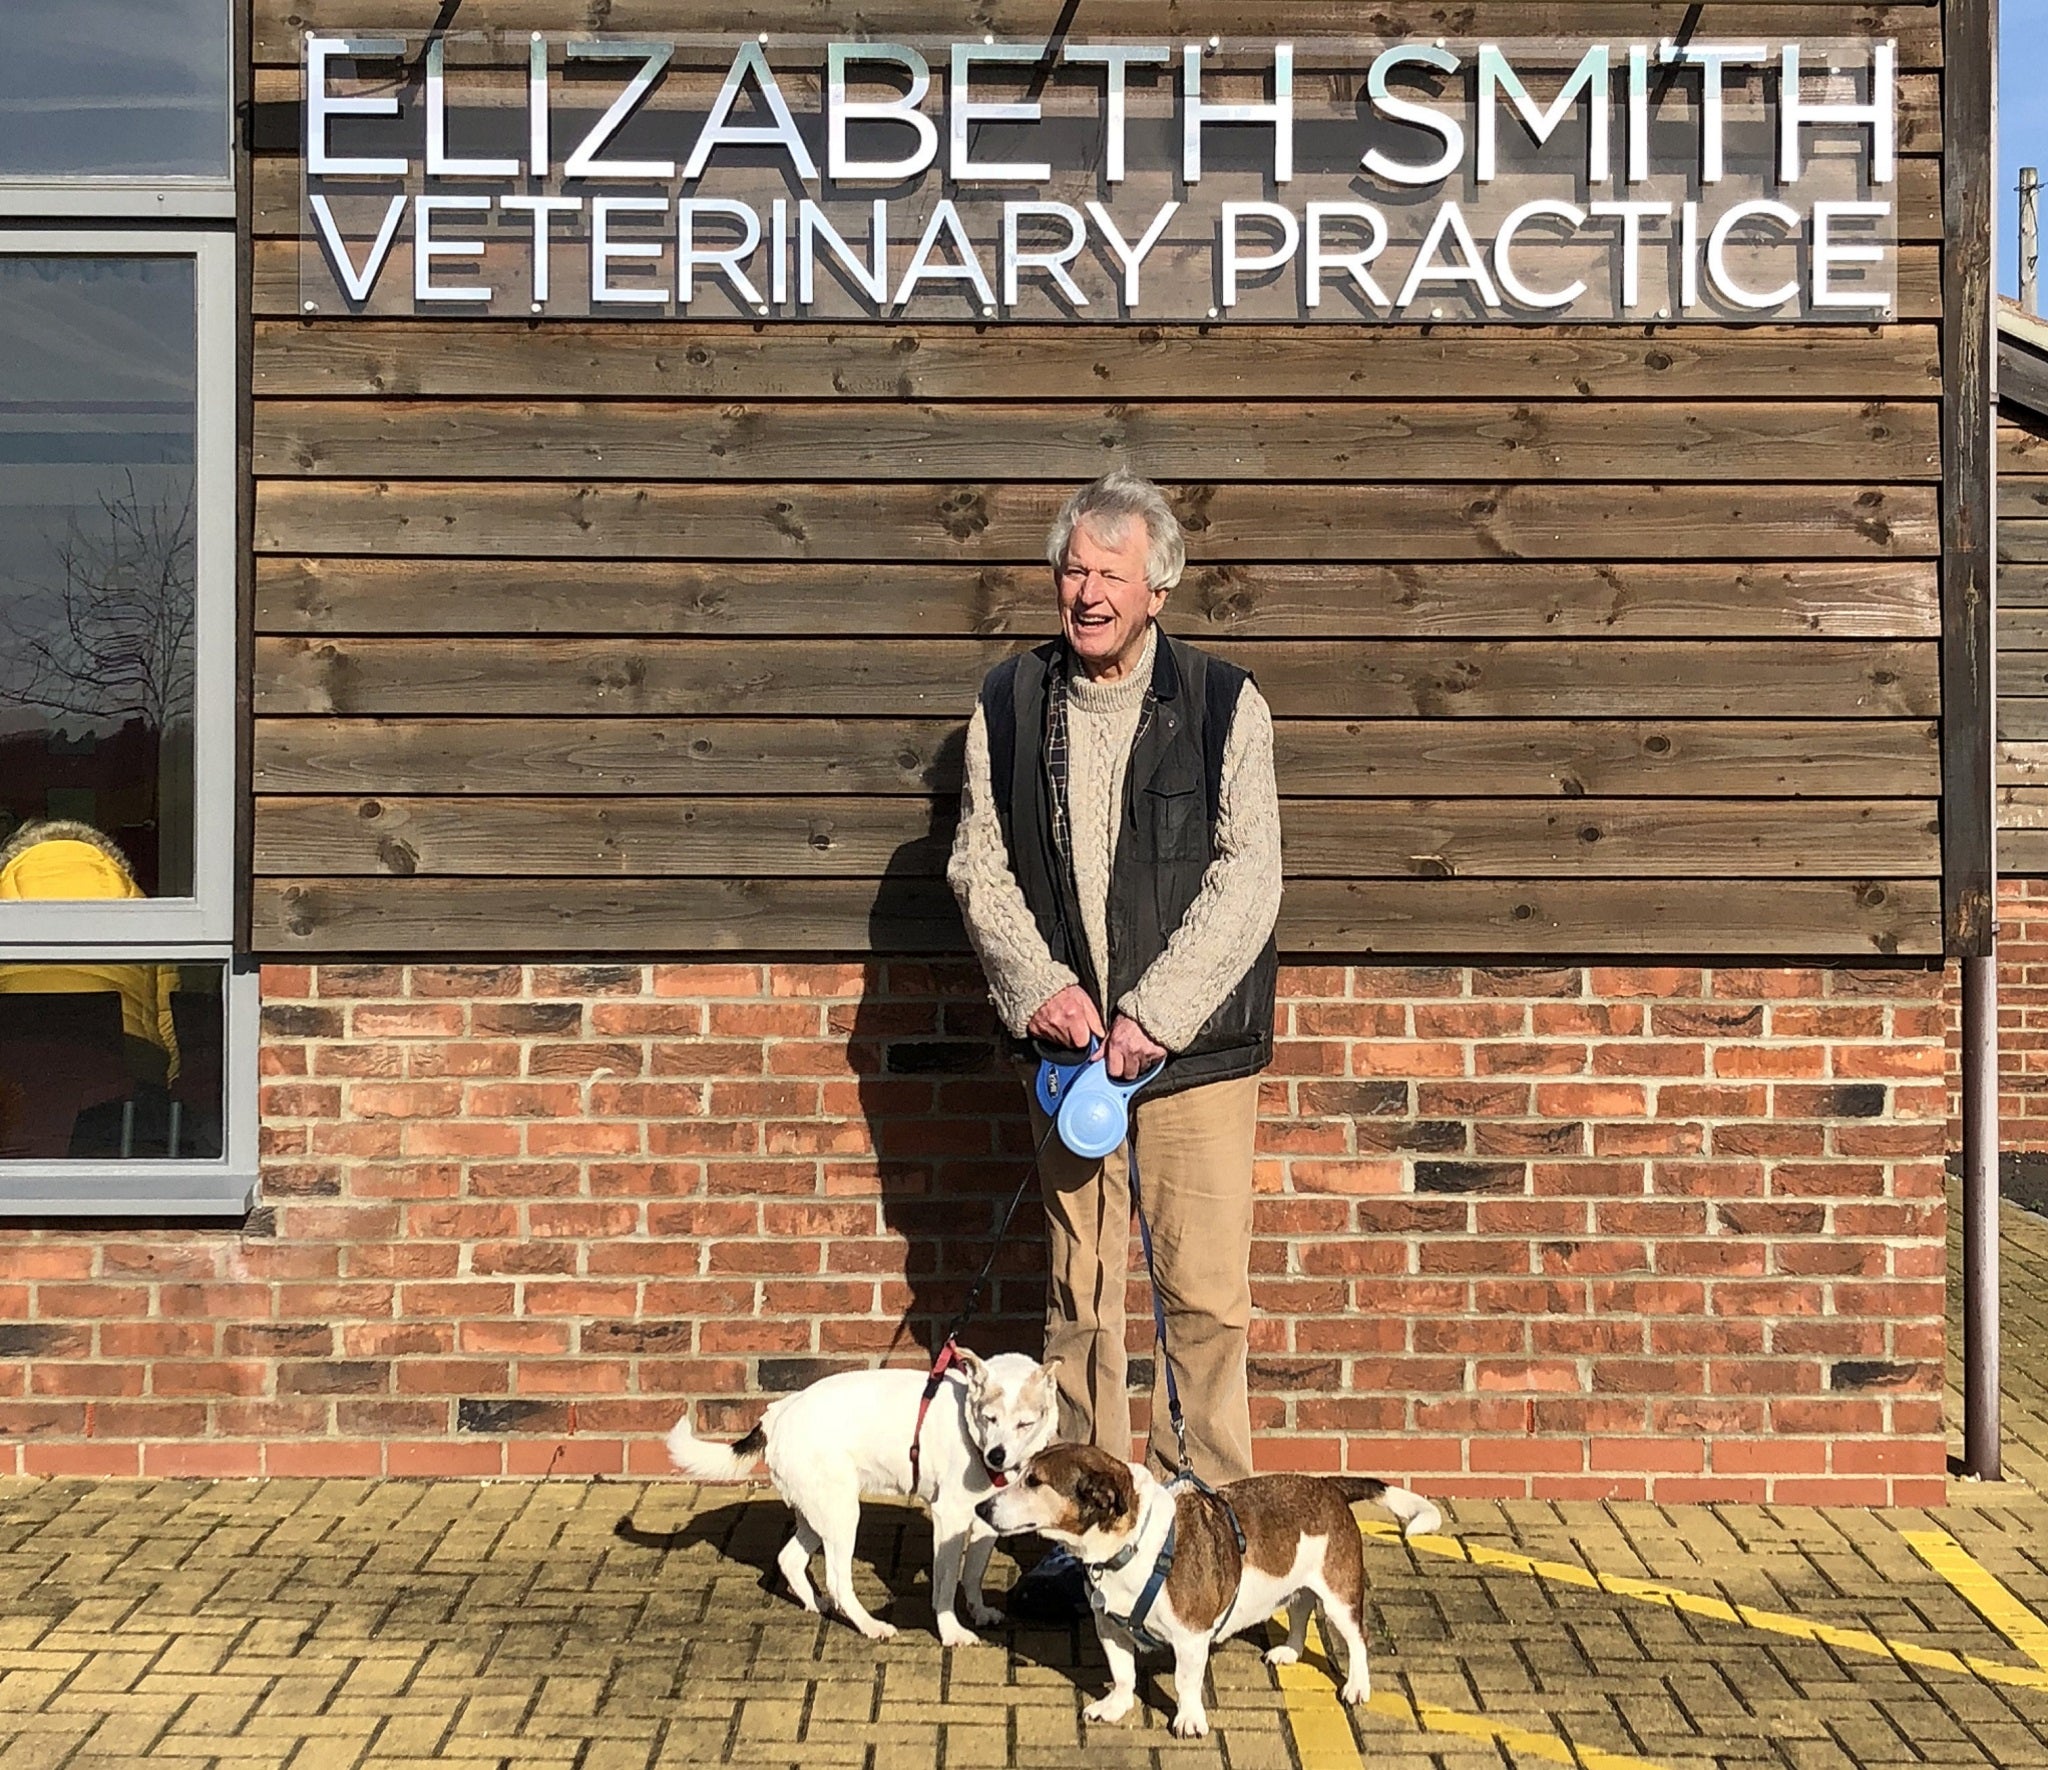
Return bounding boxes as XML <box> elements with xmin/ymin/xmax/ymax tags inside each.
<box><xmin>665</xmin><ymin>1416</ymin><xmax>768</xmax><ymax>1482</ymax></box>
<box><xmin>1329</xmin><ymin>1476</ymin><xmax>1443</xmax><ymax>1540</ymax></box>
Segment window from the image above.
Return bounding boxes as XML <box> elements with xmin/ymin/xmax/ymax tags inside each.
<box><xmin>0</xmin><ymin>0</ymin><xmax>233</xmax><ymax>211</ymax></box>
<box><xmin>0</xmin><ymin>2</ymin><xmax>248</xmax><ymax>1216</ymax></box>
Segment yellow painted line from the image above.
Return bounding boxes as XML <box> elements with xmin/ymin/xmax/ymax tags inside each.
<box><xmin>1268</xmin><ymin>1612</ymin><xmax>1676</xmax><ymax>1770</ymax></box>
<box><xmin>1903</xmin><ymin>1528</ymin><xmax>2048</xmax><ymax>1670</ymax></box>
<box><xmin>1361</xmin><ymin>1522</ymin><xmax>2048</xmax><ymax>1697</ymax></box>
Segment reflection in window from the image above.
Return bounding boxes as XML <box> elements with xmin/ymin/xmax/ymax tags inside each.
<box><xmin>0</xmin><ymin>959</ymin><xmax>224</xmax><ymax>1159</ymax></box>
<box><xmin>0</xmin><ymin>258</ymin><xmax>196</xmax><ymax>897</ymax></box>
<box><xmin>0</xmin><ymin>0</ymin><xmax>230</xmax><ymax>180</ymax></box>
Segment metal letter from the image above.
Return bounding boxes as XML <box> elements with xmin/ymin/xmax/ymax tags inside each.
<box><xmin>799</xmin><ymin>200</ymin><xmax>890</xmax><ymax>307</ymax></box>
<box><xmin>1362</xmin><ymin>45</ymin><xmax>1463</xmax><ymax>186</ymax></box>
<box><xmin>565</xmin><ymin>40</ymin><xmax>676</xmax><ymax>180</ymax></box>
<box><xmin>306</xmin><ymin>35</ymin><xmax>406</xmax><ymax>176</ymax></box>
<box><xmin>1219</xmin><ymin>201</ymin><xmax>1299</xmax><ymax>305</ymax></box>
<box><xmin>679</xmin><ymin>199</ymin><xmax>765</xmax><ymax>306</ymax></box>
<box><xmin>530</xmin><ymin>33</ymin><xmax>549</xmax><ymax>177</ymax></box>
<box><xmin>1659</xmin><ymin>42</ymin><xmax>1767</xmax><ymax>185</ymax></box>
<box><xmin>1780</xmin><ymin>42</ymin><xmax>1896</xmax><ymax>185</ymax></box>
<box><xmin>1705</xmin><ymin>198</ymin><xmax>1801</xmax><ymax>310</ymax></box>
<box><xmin>685</xmin><ymin>41</ymin><xmax>819</xmax><ymax>182</ymax></box>
<box><xmin>1183</xmin><ymin>42</ymin><xmax>1293</xmax><ymax>183</ymax></box>
<box><xmin>413</xmin><ymin>194</ymin><xmax>492</xmax><ymax>303</ymax></box>
<box><xmin>308</xmin><ymin>192</ymin><xmax>406</xmax><ymax>302</ymax></box>
<box><xmin>1494</xmin><ymin>198</ymin><xmax>1589</xmax><ymax>310</ymax></box>
<box><xmin>1062</xmin><ymin>44</ymin><xmax>1171</xmax><ymax>183</ymax></box>
<box><xmin>1810</xmin><ymin>199</ymin><xmax>1892</xmax><ymax>307</ymax></box>
<box><xmin>1002</xmin><ymin>201</ymin><xmax>1089</xmax><ymax>307</ymax></box>
<box><xmin>591</xmin><ymin>194</ymin><xmax>670</xmax><ymax>304</ymax></box>
<box><xmin>1627</xmin><ymin>44</ymin><xmax>1650</xmax><ymax>183</ymax></box>
<box><xmin>828</xmin><ymin>44</ymin><xmax>939</xmax><ymax>181</ymax></box>
<box><xmin>1476</xmin><ymin>44</ymin><xmax>1609</xmax><ymax>184</ymax></box>
<box><xmin>426</xmin><ymin>38</ymin><xmax>519</xmax><ymax>178</ymax></box>
<box><xmin>1304</xmin><ymin>202</ymin><xmax>1390</xmax><ymax>308</ymax></box>
<box><xmin>951</xmin><ymin>42</ymin><xmax>1052</xmax><ymax>182</ymax></box>
<box><xmin>1084</xmin><ymin>200</ymin><xmax>1180</xmax><ymax>306</ymax></box>
<box><xmin>500</xmin><ymin>193</ymin><xmax>582</xmax><ymax>304</ymax></box>
<box><xmin>1395</xmin><ymin>201</ymin><xmax>1502</xmax><ymax>310</ymax></box>
<box><xmin>1588</xmin><ymin>199</ymin><xmax>1671</xmax><ymax>310</ymax></box>
<box><xmin>893</xmin><ymin>200</ymin><xmax>996</xmax><ymax>308</ymax></box>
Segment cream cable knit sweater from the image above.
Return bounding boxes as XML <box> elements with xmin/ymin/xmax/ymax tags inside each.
<box><xmin>947</xmin><ymin>626</ymin><xmax>1284</xmax><ymax>1052</ymax></box>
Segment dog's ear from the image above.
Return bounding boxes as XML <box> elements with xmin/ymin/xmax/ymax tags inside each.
<box><xmin>952</xmin><ymin>1346</ymin><xmax>989</xmax><ymax>1388</ymax></box>
<box><xmin>1075</xmin><ymin>1469</ymin><xmax>1130</xmax><ymax>1531</ymax></box>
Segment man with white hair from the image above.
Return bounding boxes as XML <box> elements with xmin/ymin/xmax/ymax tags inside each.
<box><xmin>947</xmin><ymin>468</ymin><xmax>1283</xmax><ymax>1618</ymax></box>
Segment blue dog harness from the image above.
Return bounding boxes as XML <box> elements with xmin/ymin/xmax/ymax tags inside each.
<box><xmin>1085</xmin><ymin>1475</ymin><xmax>1249</xmax><ymax>1654</ymax></box>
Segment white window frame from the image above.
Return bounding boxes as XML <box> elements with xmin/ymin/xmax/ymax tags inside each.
<box><xmin>0</xmin><ymin>0</ymin><xmax>234</xmax><ymax>218</ymax></box>
<box><xmin>0</xmin><ymin>229</ymin><xmax>249</xmax><ymax>1215</ymax></box>
<box><xmin>0</xmin><ymin>230</ymin><xmax>236</xmax><ymax>947</ymax></box>
<box><xmin>0</xmin><ymin>951</ymin><xmax>258</xmax><ymax>1216</ymax></box>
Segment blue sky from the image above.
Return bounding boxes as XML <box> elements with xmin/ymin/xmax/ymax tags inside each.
<box><xmin>2003</xmin><ymin>4</ymin><xmax>2048</xmax><ymax>298</ymax></box>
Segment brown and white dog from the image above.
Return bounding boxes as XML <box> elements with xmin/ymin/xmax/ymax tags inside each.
<box><xmin>978</xmin><ymin>1444</ymin><xmax>1441</xmax><ymax>1738</ymax></box>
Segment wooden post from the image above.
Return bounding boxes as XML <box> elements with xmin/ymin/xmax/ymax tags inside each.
<box><xmin>1941</xmin><ymin>0</ymin><xmax>1996</xmax><ymax>956</ymax></box>
<box><xmin>1945</xmin><ymin>0</ymin><xmax>2001</xmax><ymax>1477</ymax></box>
<box><xmin>2023</xmin><ymin>167</ymin><xmax>2040</xmax><ymax>316</ymax></box>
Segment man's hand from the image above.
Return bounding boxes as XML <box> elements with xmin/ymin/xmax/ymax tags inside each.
<box><xmin>1026</xmin><ymin>984</ymin><xmax>1106</xmax><ymax>1053</ymax></box>
<box><xmin>1104</xmin><ymin>1014</ymin><xmax>1168</xmax><ymax>1080</ymax></box>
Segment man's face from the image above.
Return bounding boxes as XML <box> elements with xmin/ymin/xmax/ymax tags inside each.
<box><xmin>1055</xmin><ymin>517</ymin><xmax>1168</xmax><ymax>681</ymax></box>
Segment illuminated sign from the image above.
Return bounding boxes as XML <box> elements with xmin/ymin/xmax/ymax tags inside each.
<box><xmin>299</xmin><ymin>34</ymin><xmax>1898</xmax><ymax>322</ymax></box>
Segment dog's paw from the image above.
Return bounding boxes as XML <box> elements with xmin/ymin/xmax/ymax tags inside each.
<box><xmin>1264</xmin><ymin>1644</ymin><xmax>1301</xmax><ymax>1667</ymax></box>
<box><xmin>963</xmin><ymin>1599</ymin><xmax>1005</xmax><ymax>1629</ymax></box>
<box><xmin>1170</xmin><ymin>1710</ymin><xmax>1211</xmax><ymax>1740</ymax></box>
<box><xmin>1341</xmin><ymin>1675</ymin><xmax>1370</xmax><ymax>1706</ymax></box>
<box><xmin>852</xmin><ymin>1618</ymin><xmax>897</xmax><ymax>1642</ymax></box>
<box><xmin>937</xmin><ymin>1617</ymin><xmax>988</xmax><ymax>1649</ymax></box>
<box><xmin>1083</xmin><ymin>1692</ymin><xmax>1136</xmax><ymax>1726</ymax></box>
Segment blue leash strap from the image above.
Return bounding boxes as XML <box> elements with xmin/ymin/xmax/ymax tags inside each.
<box><xmin>1126</xmin><ymin>1139</ymin><xmax>1191</xmax><ymax>1479</ymax></box>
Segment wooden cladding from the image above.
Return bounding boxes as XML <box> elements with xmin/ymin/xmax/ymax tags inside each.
<box><xmin>1998</xmin><ymin>408</ymin><xmax>2048</xmax><ymax>875</ymax></box>
<box><xmin>250</xmin><ymin>0</ymin><xmax>1955</xmax><ymax>958</ymax></box>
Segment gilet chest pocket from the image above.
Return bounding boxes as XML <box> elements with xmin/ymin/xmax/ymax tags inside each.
<box><xmin>1143</xmin><ymin>782</ymin><xmax>1209</xmax><ymax>861</ymax></box>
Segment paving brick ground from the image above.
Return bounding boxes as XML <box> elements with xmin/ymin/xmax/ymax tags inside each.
<box><xmin>3</xmin><ymin>1197</ymin><xmax>2048</xmax><ymax>1770</ymax></box>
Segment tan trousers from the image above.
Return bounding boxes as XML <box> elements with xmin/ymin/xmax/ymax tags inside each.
<box><xmin>1029</xmin><ymin>1072</ymin><xmax>1258</xmax><ymax>1485</ymax></box>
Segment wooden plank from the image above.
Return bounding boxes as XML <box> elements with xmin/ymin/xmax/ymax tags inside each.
<box><xmin>1997</xmin><ymin>700</ymin><xmax>2048</xmax><ymax>742</ymax></box>
<box><xmin>252</xmin><ymin>479</ymin><xmax>1943</xmax><ymax>561</ymax></box>
<box><xmin>1997</xmin><ymin>564</ymin><xmax>2048</xmax><ymax>606</ymax></box>
<box><xmin>1998</xmin><ymin>476</ymin><xmax>2048</xmax><ymax>520</ymax></box>
<box><xmin>252</xmin><ymin>716</ymin><xmax>1943</xmax><ymax>800</ymax></box>
<box><xmin>1942</xmin><ymin>0</ymin><xmax>1995</xmax><ymax>952</ymax></box>
<box><xmin>245</xmin><ymin>875</ymin><xmax>1945</xmax><ymax>959</ymax></box>
<box><xmin>1998</xmin><ymin>522</ymin><xmax>2048</xmax><ymax>564</ymax></box>
<box><xmin>1998</xmin><ymin>829</ymin><xmax>2048</xmax><ymax>875</ymax></box>
<box><xmin>250</xmin><ymin>320</ymin><xmax>1946</xmax><ymax>403</ymax></box>
<box><xmin>1995</xmin><ymin>786</ymin><xmax>2048</xmax><ymax>827</ymax></box>
<box><xmin>1999</xmin><ymin>338</ymin><xmax>2048</xmax><ymax>425</ymax></box>
<box><xmin>250</xmin><ymin>4</ymin><xmax>1947</xmax><ymax>68</ymax></box>
<box><xmin>250</xmin><ymin>397</ymin><xmax>1943</xmax><ymax>484</ymax></box>
<box><xmin>250</xmin><ymin>239</ymin><xmax>1950</xmax><ymax>322</ymax></box>
<box><xmin>254</xmin><ymin>793</ymin><xmax>1940</xmax><ymax>879</ymax></box>
<box><xmin>254</xmin><ymin>556</ymin><xmax>1942</xmax><ymax>639</ymax></box>
<box><xmin>250</xmin><ymin>636</ymin><xmax>1941</xmax><ymax>718</ymax></box>
<box><xmin>1992</xmin><ymin>653</ymin><xmax>2048</xmax><ymax>698</ymax></box>
<box><xmin>1998</xmin><ymin>740</ymin><xmax>2048</xmax><ymax>785</ymax></box>
<box><xmin>1999</xmin><ymin>609</ymin><xmax>2048</xmax><ymax>649</ymax></box>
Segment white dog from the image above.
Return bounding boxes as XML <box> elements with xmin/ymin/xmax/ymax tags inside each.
<box><xmin>666</xmin><ymin>1349</ymin><xmax>1059</xmax><ymax>1646</ymax></box>
<box><xmin>979</xmin><ymin>1442</ymin><xmax>1442</xmax><ymax>1738</ymax></box>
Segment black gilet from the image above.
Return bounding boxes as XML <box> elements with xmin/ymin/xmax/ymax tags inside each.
<box><xmin>979</xmin><ymin>629</ymin><xmax>1277</xmax><ymax>1101</ymax></box>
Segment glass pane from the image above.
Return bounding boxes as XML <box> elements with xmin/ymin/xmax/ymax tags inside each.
<box><xmin>0</xmin><ymin>960</ymin><xmax>224</xmax><ymax>1160</ymax></box>
<box><xmin>0</xmin><ymin>258</ymin><xmax>196</xmax><ymax>899</ymax></box>
<box><xmin>0</xmin><ymin>0</ymin><xmax>229</xmax><ymax>179</ymax></box>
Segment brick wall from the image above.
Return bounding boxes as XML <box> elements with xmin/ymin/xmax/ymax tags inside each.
<box><xmin>1953</xmin><ymin>877</ymin><xmax>2048</xmax><ymax>1146</ymax></box>
<box><xmin>1</xmin><ymin>960</ymin><xmax>1949</xmax><ymax>1504</ymax></box>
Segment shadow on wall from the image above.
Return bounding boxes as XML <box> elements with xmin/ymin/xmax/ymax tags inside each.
<box><xmin>848</xmin><ymin>720</ymin><xmax>1052</xmax><ymax>1373</ymax></box>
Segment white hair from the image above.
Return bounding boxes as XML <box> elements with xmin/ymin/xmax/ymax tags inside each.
<box><xmin>1044</xmin><ymin>469</ymin><xmax>1187</xmax><ymax>592</ymax></box>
